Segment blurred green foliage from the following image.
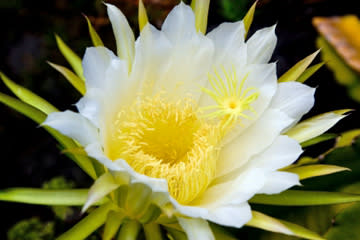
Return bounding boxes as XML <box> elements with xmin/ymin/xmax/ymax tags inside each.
<box><xmin>7</xmin><ymin>218</ymin><xmax>54</xmax><ymax>240</ymax></box>
<box><xmin>217</xmin><ymin>0</ymin><xmax>251</xmax><ymax>21</ymax></box>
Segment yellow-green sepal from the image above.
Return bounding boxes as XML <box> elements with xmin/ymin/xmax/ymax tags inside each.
<box><xmin>138</xmin><ymin>0</ymin><xmax>149</xmax><ymax>32</ymax></box>
<box><xmin>285</xmin><ymin>164</ymin><xmax>349</xmax><ymax>180</ymax></box>
<box><xmin>84</xmin><ymin>15</ymin><xmax>104</xmax><ymax>47</ymax></box>
<box><xmin>191</xmin><ymin>0</ymin><xmax>210</xmax><ymax>34</ymax></box>
<box><xmin>103</xmin><ymin>210</ymin><xmax>125</xmax><ymax>240</ymax></box>
<box><xmin>0</xmin><ymin>93</ymin><xmax>97</xmax><ymax>179</ymax></box>
<box><xmin>55</xmin><ymin>34</ymin><xmax>85</xmax><ymax>80</ymax></box>
<box><xmin>286</xmin><ymin>109</ymin><xmax>351</xmax><ymax>143</ymax></box>
<box><xmin>246</xmin><ymin>211</ymin><xmax>325</xmax><ymax>240</ymax></box>
<box><xmin>250</xmin><ymin>190</ymin><xmax>360</xmax><ymax>206</ymax></box>
<box><xmin>56</xmin><ymin>202</ymin><xmax>116</xmax><ymax>240</ymax></box>
<box><xmin>243</xmin><ymin>0</ymin><xmax>257</xmax><ymax>37</ymax></box>
<box><xmin>0</xmin><ymin>188</ymin><xmax>90</xmax><ymax>206</ymax></box>
<box><xmin>278</xmin><ymin>50</ymin><xmax>320</xmax><ymax>82</ymax></box>
<box><xmin>47</xmin><ymin>62</ymin><xmax>86</xmax><ymax>95</ymax></box>
<box><xmin>297</xmin><ymin>62</ymin><xmax>325</xmax><ymax>83</ymax></box>
<box><xmin>0</xmin><ymin>72</ymin><xmax>58</xmax><ymax>114</ymax></box>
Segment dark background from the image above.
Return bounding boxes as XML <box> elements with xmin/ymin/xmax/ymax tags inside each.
<box><xmin>0</xmin><ymin>0</ymin><xmax>359</xmax><ymax>238</ymax></box>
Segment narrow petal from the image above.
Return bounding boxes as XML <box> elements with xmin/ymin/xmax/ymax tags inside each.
<box><xmin>258</xmin><ymin>171</ymin><xmax>300</xmax><ymax>194</ymax></box>
<box><xmin>271</xmin><ymin>82</ymin><xmax>315</xmax><ymax>123</ymax></box>
<box><xmin>106</xmin><ymin>3</ymin><xmax>135</xmax><ymax>70</ymax></box>
<box><xmin>76</xmin><ymin>88</ymin><xmax>103</xmax><ymax>127</ymax></box>
<box><xmin>177</xmin><ymin>217</ymin><xmax>214</xmax><ymax>240</ymax></box>
<box><xmin>43</xmin><ymin>110</ymin><xmax>99</xmax><ymax>146</ymax></box>
<box><xmin>246</xmin><ymin>25</ymin><xmax>277</xmax><ymax>64</ymax></box>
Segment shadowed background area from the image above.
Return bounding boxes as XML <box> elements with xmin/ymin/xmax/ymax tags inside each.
<box><xmin>0</xmin><ymin>0</ymin><xmax>359</xmax><ymax>238</ymax></box>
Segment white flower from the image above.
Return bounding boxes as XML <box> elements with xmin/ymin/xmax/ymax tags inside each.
<box><xmin>43</xmin><ymin>2</ymin><xmax>345</xmax><ymax>239</ymax></box>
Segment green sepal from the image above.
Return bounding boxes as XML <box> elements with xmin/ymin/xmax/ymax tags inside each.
<box><xmin>48</xmin><ymin>62</ymin><xmax>86</xmax><ymax>95</ymax></box>
<box><xmin>243</xmin><ymin>0</ymin><xmax>257</xmax><ymax>37</ymax></box>
<box><xmin>278</xmin><ymin>50</ymin><xmax>320</xmax><ymax>83</ymax></box>
<box><xmin>246</xmin><ymin>211</ymin><xmax>325</xmax><ymax>240</ymax></box>
<box><xmin>284</xmin><ymin>164</ymin><xmax>349</xmax><ymax>180</ymax></box>
<box><xmin>300</xmin><ymin>133</ymin><xmax>337</xmax><ymax>148</ymax></box>
<box><xmin>0</xmin><ymin>93</ymin><xmax>97</xmax><ymax>179</ymax></box>
<box><xmin>0</xmin><ymin>188</ymin><xmax>91</xmax><ymax>206</ymax></box>
<box><xmin>296</xmin><ymin>62</ymin><xmax>325</xmax><ymax>83</ymax></box>
<box><xmin>55</xmin><ymin>34</ymin><xmax>84</xmax><ymax>80</ymax></box>
<box><xmin>250</xmin><ymin>190</ymin><xmax>360</xmax><ymax>206</ymax></box>
<box><xmin>56</xmin><ymin>202</ymin><xmax>116</xmax><ymax>240</ymax></box>
<box><xmin>84</xmin><ymin>15</ymin><xmax>104</xmax><ymax>47</ymax></box>
<box><xmin>0</xmin><ymin>72</ymin><xmax>58</xmax><ymax>114</ymax></box>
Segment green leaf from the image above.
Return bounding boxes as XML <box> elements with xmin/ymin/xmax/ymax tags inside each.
<box><xmin>55</xmin><ymin>34</ymin><xmax>84</xmax><ymax>80</ymax></box>
<box><xmin>243</xmin><ymin>0</ymin><xmax>257</xmax><ymax>37</ymax></box>
<box><xmin>56</xmin><ymin>202</ymin><xmax>115</xmax><ymax>240</ymax></box>
<box><xmin>296</xmin><ymin>62</ymin><xmax>324</xmax><ymax>83</ymax></box>
<box><xmin>285</xmin><ymin>165</ymin><xmax>349</xmax><ymax>180</ymax></box>
<box><xmin>278</xmin><ymin>50</ymin><xmax>320</xmax><ymax>82</ymax></box>
<box><xmin>250</xmin><ymin>190</ymin><xmax>360</xmax><ymax>206</ymax></box>
<box><xmin>84</xmin><ymin>15</ymin><xmax>104</xmax><ymax>47</ymax></box>
<box><xmin>0</xmin><ymin>188</ymin><xmax>89</xmax><ymax>206</ymax></box>
<box><xmin>0</xmin><ymin>72</ymin><xmax>58</xmax><ymax>114</ymax></box>
<box><xmin>246</xmin><ymin>211</ymin><xmax>325</xmax><ymax>240</ymax></box>
<box><xmin>0</xmin><ymin>93</ymin><xmax>97</xmax><ymax>179</ymax></box>
<box><xmin>300</xmin><ymin>133</ymin><xmax>337</xmax><ymax>148</ymax></box>
<box><xmin>48</xmin><ymin>62</ymin><xmax>86</xmax><ymax>95</ymax></box>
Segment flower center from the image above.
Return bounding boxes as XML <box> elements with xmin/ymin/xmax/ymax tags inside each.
<box><xmin>107</xmin><ymin>97</ymin><xmax>219</xmax><ymax>204</ymax></box>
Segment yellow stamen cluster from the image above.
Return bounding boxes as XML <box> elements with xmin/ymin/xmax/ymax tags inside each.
<box><xmin>108</xmin><ymin>97</ymin><xmax>219</xmax><ymax>204</ymax></box>
<box><xmin>201</xmin><ymin>67</ymin><xmax>259</xmax><ymax>126</ymax></box>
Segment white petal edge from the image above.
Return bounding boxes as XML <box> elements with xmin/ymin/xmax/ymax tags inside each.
<box><xmin>177</xmin><ymin>217</ymin><xmax>214</xmax><ymax>240</ymax></box>
<box><xmin>43</xmin><ymin>110</ymin><xmax>99</xmax><ymax>146</ymax></box>
<box><xmin>258</xmin><ymin>171</ymin><xmax>300</xmax><ymax>194</ymax></box>
<box><xmin>270</xmin><ymin>81</ymin><xmax>315</xmax><ymax>124</ymax></box>
<box><xmin>106</xmin><ymin>3</ymin><xmax>135</xmax><ymax>69</ymax></box>
<box><xmin>246</xmin><ymin>25</ymin><xmax>277</xmax><ymax>64</ymax></box>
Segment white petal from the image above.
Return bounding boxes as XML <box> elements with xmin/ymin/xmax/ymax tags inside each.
<box><xmin>206</xmin><ymin>203</ymin><xmax>252</xmax><ymax>228</ymax></box>
<box><xmin>85</xmin><ymin>143</ymin><xmax>124</xmax><ymax>171</ymax></box>
<box><xmin>43</xmin><ymin>110</ymin><xmax>99</xmax><ymax>146</ymax></box>
<box><xmin>250</xmin><ymin>135</ymin><xmax>303</xmax><ymax>171</ymax></box>
<box><xmin>162</xmin><ymin>2</ymin><xmax>196</xmax><ymax>44</ymax></box>
<box><xmin>76</xmin><ymin>88</ymin><xmax>103</xmax><ymax>127</ymax></box>
<box><xmin>207</xmin><ymin>21</ymin><xmax>246</xmax><ymax>67</ymax></box>
<box><xmin>106</xmin><ymin>3</ymin><xmax>135</xmax><ymax>67</ymax></box>
<box><xmin>216</xmin><ymin>108</ymin><xmax>293</xmax><ymax>178</ymax></box>
<box><xmin>247</xmin><ymin>25</ymin><xmax>277</xmax><ymax>64</ymax></box>
<box><xmin>286</xmin><ymin>112</ymin><xmax>347</xmax><ymax>143</ymax></box>
<box><xmin>258</xmin><ymin>171</ymin><xmax>300</xmax><ymax>194</ymax></box>
<box><xmin>271</xmin><ymin>82</ymin><xmax>315</xmax><ymax>123</ymax></box>
<box><xmin>177</xmin><ymin>217</ymin><xmax>214</xmax><ymax>240</ymax></box>
<box><xmin>82</xmin><ymin>47</ymin><xmax>117</xmax><ymax>90</ymax></box>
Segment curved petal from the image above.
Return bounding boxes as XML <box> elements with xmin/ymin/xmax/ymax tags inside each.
<box><xmin>76</xmin><ymin>88</ymin><xmax>103</xmax><ymax>127</ymax></box>
<box><xmin>246</xmin><ymin>25</ymin><xmax>277</xmax><ymax>64</ymax></box>
<box><xmin>216</xmin><ymin>108</ymin><xmax>293</xmax><ymax>178</ymax></box>
<box><xmin>258</xmin><ymin>171</ymin><xmax>300</xmax><ymax>194</ymax></box>
<box><xmin>270</xmin><ymin>82</ymin><xmax>315</xmax><ymax>124</ymax></box>
<box><xmin>106</xmin><ymin>3</ymin><xmax>135</xmax><ymax>68</ymax></box>
<box><xmin>43</xmin><ymin>110</ymin><xmax>99</xmax><ymax>146</ymax></box>
<box><xmin>207</xmin><ymin>21</ymin><xmax>246</xmax><ymax>68</ymax></box>
<box><xmin>178</xmin><ymin>217</ymin><xmax>214</xmax><ymax>240</ymax></box>
<box><xmin>249</xmin><ymin>135</ymin><xmax>303</xmax><ymax>171</ymax></box>
<box><xmin>162</xmin><ymin>2</ymin><xmax>196</xmax><ymax>44</ymax></box>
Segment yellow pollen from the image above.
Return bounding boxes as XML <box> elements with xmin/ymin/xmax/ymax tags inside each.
<box><xmin>106</xmin><ymin>97</ymin><xmax>219</xmax><ymax>204</ymax></box>
<box><xmin>201</xmin><ymin>67</ymin><xmax>259</xmax><ymax>126</ymax></box>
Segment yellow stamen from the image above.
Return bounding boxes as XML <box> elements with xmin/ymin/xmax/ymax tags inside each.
<box><xmin>106</xmin><ymin>97</ymin><xmax>219</xmax><ymax>204</ymax></box>
<box><xmin>201</xmin><ymin>67</ymin><xmax>259</xmax><ymax>127</ymax></box>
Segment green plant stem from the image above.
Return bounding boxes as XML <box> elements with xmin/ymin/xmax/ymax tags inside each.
<box><xmin>143</xmin><ymin>222</ymin><xmax>163</xmax><ymax>240</ymax></box>
<box><xmin>117</xmin><ymin>219</ymin><xmax>141</xmax><ymax>240</ymax></box>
